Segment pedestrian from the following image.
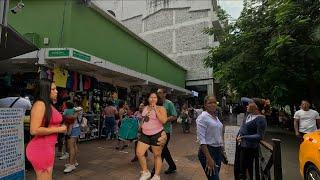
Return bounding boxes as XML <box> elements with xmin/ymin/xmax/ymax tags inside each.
<box><xmin>26</xmin><ymin>79</ymin><xmax>67</xmax><ymax>180</ymax></box>
<box><xmin>59</xmin><ymin>101</ymin><xmax>76</xmax><ymax>161</ymax></box>
<box><xmin>294</xmin><ymin>99</ymin><xmax>320</xmax><ymax>143</ymax></box>
<box><xmin>180</xmin><ymin>103</ymin><xmax>190</xmax><ymax>133</ymax></box>
<box><xmin>0</xmin><ymin>87</ymin><xmax>32</xmax><ymax>112</ymax></box>
<box><xmin>64</xmin><ymin>106</ymin><xmax>82</xmax><ymax>173</ymax></box>
<box><xmin>154</xmin><ymin>88</ymin><xmax>178</xmax><ymax>175</ymax></box>
<box><xmin>137</xmin><ymin>92</ymin><xmax>167</xmax><ymax>180</ymax></box>
<box><xmin>102</xmin><ymin>100</ymin><xmax>118</xmax><ymax>140</ymax></box>
<box><xmin>116</xmin><ymin>100</ymin><xmax>129</xmax><ymax>150</ymax></box>
<box><xmin>234</xmin><ymin>98</ymin><xmax>267</xmax><ymax>180</ymax></box>
<box><xmin>131</xmin><ymin>103</ymin><xmax>147</xmax><ymax>162</ymax></box>
<box><xmin>196</xmin><ymin>96</ymin><xmax>224</xmax><ymax>180</ymax></box>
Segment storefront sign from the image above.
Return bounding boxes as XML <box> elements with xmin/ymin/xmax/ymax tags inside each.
<box><xmin>48</xmin><ymin>49</ymin><xmax>70</xmax><ymax>57</ymax></box>
<box><xmin>73</xmin><ymin>50</ymin><xmax>91</xmax><ymax>62</ymax></box>
<box><xmin>224</xmin><ymin>125</ymin><xmax>240</xmax><ymax>165</ymax></box>
<box><xmin>0</xmin><ymin>108</ymin><xmax>25</xmax><ymax>180</ymax></box>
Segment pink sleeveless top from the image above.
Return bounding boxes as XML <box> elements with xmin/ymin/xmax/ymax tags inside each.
<box><xmin>31</xmin><ymin>106</ymin><xmax>63</xmax><ymax>144</ymax></box>
<box><xmin>141</xmin><ymin>107</ymin><xmax>163</xmax><ymax>135</ymax></box>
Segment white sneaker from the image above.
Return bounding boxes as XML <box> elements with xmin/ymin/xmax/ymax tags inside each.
<box><xmin>59</xmin><ymin>153</ymin><xmax>69</xmax><ymax>160</ymax></box>
<box><xmin>64</xmin><ymin>164</ymin><xmax>76</xmax><ymax>173</ymax></box>
<box><xmin>150</xmin><ymin>175</ymin><xmax>160</xmax><ymax>180</ymax></box>
<box><xmin>139</xmin><ymin>171</ymin><xmax>151</xmax><ymax>180</ymax></box>
<box><xmin>65</xmin><ymin>162</ymin><xmax>78</xmax><ymax>167</ymax></box>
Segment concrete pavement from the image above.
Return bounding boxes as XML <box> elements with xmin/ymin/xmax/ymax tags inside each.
<box><xmin>26</xmin><ymin>124</ymin><xmax>234</xmax><ymax>180</ymax></box>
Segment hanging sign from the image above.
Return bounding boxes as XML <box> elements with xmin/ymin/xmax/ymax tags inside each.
<box><xmin>0</xmin><ymin>108</ymin><xmax>25</xmax><ymax>180</ymax></box>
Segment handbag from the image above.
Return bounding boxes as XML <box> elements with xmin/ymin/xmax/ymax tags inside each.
<box><xmin>177</xmin><ymin>116</ymin><xmax>183</xmax><ymax>124</ymax></box>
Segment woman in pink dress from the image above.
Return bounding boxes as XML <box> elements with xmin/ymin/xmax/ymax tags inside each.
<box><xmin>26</xmin><ymin>79</ymin><xmax>67</xmax><ymax>180</ymax></box>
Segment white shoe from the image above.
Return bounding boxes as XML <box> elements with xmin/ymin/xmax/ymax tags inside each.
<box><xmin>64</xmin><ymin>164</ymin><xmax>76</xmax><ymax>173</ymax></box>
<box><xmin>59</xmin><ymin>153</ymin><xmax>69</xmax><ymax>160</ymax></box>
<box><xmin>139</xmin><ymin>171</ymin><xmax>151</xmax><ymax>180</ymax></box>
<box><xmin>151</xmin><ymin>175</ymin><xmax>160</xmax><ymax>180</ymax></box>
<box><xmin>65</xmin><ymin>162</ymin><xmax>78</xmax><ymax>167</ymax></box>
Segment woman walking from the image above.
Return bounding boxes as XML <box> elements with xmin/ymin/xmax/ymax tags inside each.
<box><xmin>137</xmin><ymin>92</ymin><xmax>167</xmax><ymax>180</ymax></box>
<box><xmin>196</xmin><ymin>96</ymin><xmax>224</xmax><ymax>180</ymax></box>
<box><xmin>64</xmin><ymin>106</ymin><xmax>82</xmax><ymax>173</ymax></box>
<box><xmin>234</xmin><ymin>98</ymin><xmax>267</xmax><ymax>180</ymax></box>
<box><xmin>26</xmin><ymin>79</ymin><xmax>67</xmax><ymax>180</ymax></box>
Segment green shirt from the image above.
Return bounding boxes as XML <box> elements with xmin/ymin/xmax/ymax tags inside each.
<box><xmin>163</xmin><ymin>99</ymin><xmax>177</xmax><ymax>133</ymax></box>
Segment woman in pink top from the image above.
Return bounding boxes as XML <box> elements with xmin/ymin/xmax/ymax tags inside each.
<box><xmin>26</xmin><ymin>79</ymin><xmax>67</xmax><ymax>180</ymax></box>
<box><xmin>137</xmin><ymin>92</ymin><xmax>167</xmax><ymax>180</ymax></box>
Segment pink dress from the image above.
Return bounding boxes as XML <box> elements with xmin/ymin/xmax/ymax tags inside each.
<box><xmin>26</xmin><ymin>106</ymin><xmax>62</xmax><ymax>171</ymax></box>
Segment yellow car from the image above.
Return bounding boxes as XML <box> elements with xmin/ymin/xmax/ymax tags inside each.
<box><xmin>299</xmin><ymin>130</ymin><xmax>320</xmax><ymax>180</ymax></box>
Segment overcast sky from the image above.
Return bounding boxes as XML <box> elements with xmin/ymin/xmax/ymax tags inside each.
<box><xmin>218</xmin><ymin>0</ymin><xmax>244</xmax><ymax>20</ymax></box>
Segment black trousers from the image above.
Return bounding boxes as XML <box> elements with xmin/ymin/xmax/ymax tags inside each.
<box><xmin>161</xmin><ymin>133</ymin><xmax>176</xmax><ymax>169</ymax></box>
<box><xmin>234</xmin><ymin>144</ymin><xmax>258</xmax><ymax>180</ymax></box>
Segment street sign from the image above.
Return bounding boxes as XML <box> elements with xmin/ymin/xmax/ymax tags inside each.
<box><xmin>72</xmin><ymin>50</ymin><xmax>91</xmax><ymax>62</ymax></box>
<box><xmin>48</xmin><ymin>49</ymin><xmax>70</xmax><ymax>57</ymax></box>
<box><xmin>0</xmin><ymin>108</ymin><xmax>25</xmax><ymax>180</ymax></box>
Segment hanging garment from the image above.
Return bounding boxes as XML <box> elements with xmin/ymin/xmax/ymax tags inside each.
<box><xmin>53</xmin><ymin>68</ymin><xmax>68</xmax><ymax>88</ymax></box>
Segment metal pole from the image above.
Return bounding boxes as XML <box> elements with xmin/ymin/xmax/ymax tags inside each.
<box><xmin>272</xmin><ymin>139</ymin><xmax>283</xmax><ymax>180</ymax></box>
<box><xmin>0</xmin><ymin>0</ymin><xmax>9</xmax><ymax>45</ymax></box>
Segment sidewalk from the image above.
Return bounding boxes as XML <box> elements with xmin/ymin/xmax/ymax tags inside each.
<box><xmin>26</xmin><ymin>124</ymin><xmax>234</xmax><ymax>180</ymax></box>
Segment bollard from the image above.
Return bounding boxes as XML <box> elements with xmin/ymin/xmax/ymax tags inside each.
<box><xmin>272</xmin><ymin>139</ymin><xmax>282</xmax><ymax>180</ymax></box>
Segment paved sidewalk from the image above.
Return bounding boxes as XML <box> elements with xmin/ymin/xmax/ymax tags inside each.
<box><xmin>26</xmin><ymin>124</ymin><xmax>234</xmax><ymax>180</ymax></box>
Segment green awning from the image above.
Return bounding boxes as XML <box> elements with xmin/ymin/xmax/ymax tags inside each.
<box><xmin>0</xmin><ymin>24</ymin><xmax>38</xmax><ymax>61</ymax></box>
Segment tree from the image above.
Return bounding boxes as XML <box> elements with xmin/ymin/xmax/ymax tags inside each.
<box><xmin>204</xmin><ymin>0</ymin><xmax>320</xmax><ymax>107</ymax></box>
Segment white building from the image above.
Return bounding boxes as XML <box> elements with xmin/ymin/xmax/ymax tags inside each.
<box><xmin>94</xmin><ymin>0</ymin><xmax>222</xmax><ymax>96</ymax></box>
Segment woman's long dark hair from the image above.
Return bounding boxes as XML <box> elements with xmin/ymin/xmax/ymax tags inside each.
<box><xmin>36</xmin><ymin>79</ymin><xmax>53</xmax><ymax>127</ymax></box>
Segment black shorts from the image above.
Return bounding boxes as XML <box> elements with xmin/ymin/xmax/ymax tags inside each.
<box><xmin>139</xmin><ymin>130</ymin><xmax>163</xmax><ymax>146</ymax></box>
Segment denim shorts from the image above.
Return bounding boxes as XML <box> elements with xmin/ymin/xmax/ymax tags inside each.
<box><xmin>70</xmin><ymin>127</ymin><xmax>81</xmax><ymax>138</ymax></box>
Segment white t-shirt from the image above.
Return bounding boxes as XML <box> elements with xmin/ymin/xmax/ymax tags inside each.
<box><xmin>294</xmin><ymin>109</ymin><xmax>320</xmax><ymax>133</ymax></box>
<box><xmin>0</xmin><ymin>97</ymin><xmax>32</xmax><ymax>114</ymax></box>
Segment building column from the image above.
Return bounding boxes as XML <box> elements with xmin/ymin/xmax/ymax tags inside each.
<box><xmin>207</xmin><ymin>81</ymin><xmax>214</xmax><ymax>96</ymax></box>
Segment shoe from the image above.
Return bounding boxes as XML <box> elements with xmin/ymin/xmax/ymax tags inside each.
<box><xmin>131</xmin><ymin>157</ymin><xmax>138</xmax><ymax>162</ymax></box>
<box><xmin>139</xmin><ymin>171</ymin><xmax>151</xmax><ymax>180</ymax></box>
<box><xmin>151</xmin><ymin>168</ymin><xmax>155</xmax><ymax>177</ymax></box>
<box><xmin>59</xmin><ymin>153</ymin><xmax>69</xmax><ymax>160</ymax></box>
<box><xmin>64</xmin><ymin>164</ymin><xmax>76</xmax><ymax>173</ymax></box>
<box><xmin>151</xmin><ymin>175</ymin><xmax>160</xmax><ymax>180</ymax></box>
<box><xmin>164</xmin><ymin>168</ymin><xmax>176</xmax><ymax>174</ymax></box>
<box><xmin>65</xmin><ymin>162</ymin><xmax>79</xmax><ymax>167</ymax></box>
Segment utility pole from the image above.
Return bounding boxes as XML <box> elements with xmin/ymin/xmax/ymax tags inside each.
<box><xmin>0</xmin><ymin>0</ymin><xmax>9</xmax><ymax>45</ymax></box>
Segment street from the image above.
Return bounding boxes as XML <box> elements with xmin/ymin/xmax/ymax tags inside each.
<box><xmin>25</xmin><ymin>123</ymin><xmax>302</xmax><ymax>180</ymax></box>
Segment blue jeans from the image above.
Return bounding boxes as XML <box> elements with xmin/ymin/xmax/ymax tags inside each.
<box><xmin>198</xmin><ymin>146</ymin><xmax>222</xmax><ymax>180</ymax></box>
<box><xmin>105</xmin><ymin>117</ymin><xmax>115</xmax><ymax>138</ymax></box>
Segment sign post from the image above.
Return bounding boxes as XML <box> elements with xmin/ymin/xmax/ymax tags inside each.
<box><xmin>0</xmin><ymin>108</ymin><xmax>25</xmax><ymax>180</ymax></box>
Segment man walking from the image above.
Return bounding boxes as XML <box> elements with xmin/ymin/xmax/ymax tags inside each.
<box><xmin>157</xmin><ymin>88</ymin><xmax>177</xmax><ymax>174</ymax></box>
<box><xmin>294</xmin><ymin>99</ymin><xmax>320</xmax><ymax>143</ymax></box>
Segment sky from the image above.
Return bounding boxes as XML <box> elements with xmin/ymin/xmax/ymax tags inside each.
<box><xmin>218</xmin><ymin>0</ymin><xmax>244</xmax><ymax>20</ymax></box>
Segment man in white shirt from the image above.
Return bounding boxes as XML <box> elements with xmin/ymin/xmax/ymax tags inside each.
<box><xmin>294</xmin><ymin>100</ymin><xmax>320</xmax><ymax>142</ymax></box>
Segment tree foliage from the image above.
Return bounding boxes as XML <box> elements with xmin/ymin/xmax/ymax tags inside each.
<box><xmin>204</xmin><ymin>0</ymin><xmax>320</xmax><ymax>106</ymax></box>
